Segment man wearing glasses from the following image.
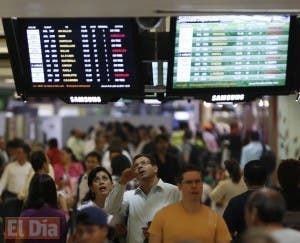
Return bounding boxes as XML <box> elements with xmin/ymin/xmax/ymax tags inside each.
<box><xmin>105</xmin><ymin>153</ymin><xmax>180</xmax><ymax>243</ymax></box>
<box><xmin>149</xmin><ymin>165</ymin><xmax>232</xmax><ymax>243</ymax></box>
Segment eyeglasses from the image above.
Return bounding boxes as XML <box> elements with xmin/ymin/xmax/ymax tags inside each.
<box><xmin>181</xmin><ymin>179</ymin><xmax>202</xmax><ymax>185</ymax></box>
<box><xmin>132</xmin><ymin>160</ymin><xmax>152</xmax><ymax>171</ymax></box>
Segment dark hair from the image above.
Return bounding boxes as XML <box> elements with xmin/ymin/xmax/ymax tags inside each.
<box><xmin>24</xmin><ymin>174</ymin><xmax>58</xmax><ymax>210</ymax></box>
<box><xmin>250</xmin><ymin>131</ymin><xmax>260</xmax><ymax>141</ymax></box>
<box><xmin>48</xmin><ymin>138</ymin><xmax>58</xmax><ymax>148</ymax></box>
<box><xmin>6</xmin><ymin>138</ymin><xmax>24</xmax><ymax>149</ymax></box>
<box><xmin>154</xmin><ymin>134</ymin><xmax>169</xmax><ymax>144</ymax></box>
<box><xmin>246</xmin><ymin>188</ymin><xmax>286</xmax><ymax>224</ymax></box>
<box><xmin>111</xmin><ymin>154</ymin><xmax>131</xmax><ymax>177</ymax></box>
<box><xmin>132</xmin><ymin>153</ymin><xmax>157</xmax><ymax>166</ymax></box>
<box><xmin>30</xmin><ymin>151</ymin><xmax>47</xmax><ymax>172</ymax></box>
<box><xmin>177</xmin><ymin>164</ymin><xmax>202</xmax><ymax>184</ymax></box>
<box><xmin>244</xmin><ymin>160</ymin><xmax>267</xmax><ymax>186</ymax></box>
<box><xmin>83</xmin><ymin>167</ymin><xmax>112</xmax><ymax>202</ymax></box>
<box><xmin>277</xmin><ymin>159</ymin><xmax>300</xmax><ymax>190</ymax></box>
<box><xmin>15</xmin><ymin>143</ymin><xmax>31</xmax><ymax>157</ymax></box>
<box><xmin>85</xmin><ymin>151</ymin><xmax>102</xmax><ymax>164</ymax></box>
<box><xmin>62</xmin><ymin>146</ymin><xmax>77</xmax><ymax>161</ymax></box>
<box><xmin>225</xmin><ymin>159</ymin><xmax>242</xmax><ymax>183</ymax></box>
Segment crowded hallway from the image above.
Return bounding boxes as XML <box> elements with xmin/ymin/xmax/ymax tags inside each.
<box><xmin>0</xmin><ymin>116</ymin><xmax>299</xmax><ymax>242</ymax></box>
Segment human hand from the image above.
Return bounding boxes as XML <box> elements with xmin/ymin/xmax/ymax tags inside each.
<box><xmin>119</xmin><ymin>168</ymin><xmax>138</xmax><ymax>185</ymax></box>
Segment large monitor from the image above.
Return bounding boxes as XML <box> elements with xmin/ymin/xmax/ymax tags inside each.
<box><xmin>167</xmin><ymin>15</ymin><xmax>298</xmax><ymax>101</ymax></box>
<box><xmin>3</xmin><ymin>18</ymin><xmax>143</xmax><ymax>99</ymax></box>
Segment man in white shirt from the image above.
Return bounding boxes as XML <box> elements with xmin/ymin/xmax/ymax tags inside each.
<box><xmin>105</xmin><ymin>153</ymin><xmax>180</xmax><ymax>243</ymax></box>
<box><xmin>240</xmin><ymin>131</ymin><xmax>264</xmax><ymax>169</ymax></box>
<box><xmin>66</xmin><ymin>128</ymin><xmax>85</xmax><ymax>162</ymax></box>
<box><xmin>0</xmin><ymin>143</ymin><xmax>32</xmax><ymax>217</ymax></box>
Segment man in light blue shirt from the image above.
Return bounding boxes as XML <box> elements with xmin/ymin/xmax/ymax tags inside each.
<box><xmin>240</xmin><ymin>131</ymin><xmax>264</xmax><ymax>169</ymax></box>
<box><xmin>105</xmin><ymin>153</ymin><xmax>180</xmax><ymax>243</ymax></box>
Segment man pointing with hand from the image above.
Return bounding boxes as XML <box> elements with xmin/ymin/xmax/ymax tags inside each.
<box><xmin>105</xmin><ymin>153</ymin><xmax>180</xmax><ymax>243</ymax></box>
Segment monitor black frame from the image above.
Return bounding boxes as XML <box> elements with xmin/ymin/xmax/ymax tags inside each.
<box><xmin>2</xmin><ymin>17</ymin><xmax>144</xmax><ymax>99</ymax></box>
<box><xmin>166</xmin><ymin>15</ymin><xmax>299</xmax><ymax>99</ymax></box>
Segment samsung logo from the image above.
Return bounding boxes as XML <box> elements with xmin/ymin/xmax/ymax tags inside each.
<box><xmin>69</xmin><ymin>96</ymin><xmax>102</xmax><ymax>103</ymax></box>
<box><xmin>211</xmin><ymin>94</ymin><xmax>245</xmax><ymax>102</ymax></box>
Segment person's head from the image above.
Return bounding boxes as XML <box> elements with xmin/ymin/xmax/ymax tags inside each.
<box><xmin>154</xmin><ymin>134</ymin><xmax>169</xmax><ymax>153</ymax></box>
<box><xmin>225</xmin><ymin>159</ymin><xmax>242</xmax><ymax>183</ymax></box>
<box><xmin>71</xmin><ymin>128</ymin><xmax>82</xmax><ymax>139</ymax></box>
<box><xmin>138</xmin><ymin>126</ymin><xmax>149</xmax><ymax>140</ymax></box>
<box><xmin>94</xmin><ymin>133</ymin><xmax>107</xmax><ymax>151</ymax></box>
<box><xmin>30</xmin><ymin>151</ymin><xmax>49</xmax><ymax>173</ymax></box>
<box><xmin>48</xmin><ymin>138</ymin><xmax>58</xmax><ymax>149</ymax></box>
<box><xmin>16</xmin><ymin>143</ymin><xmax>31</xmax><ymax>164</ymax></box>
<box><xmin>132</xmin><ymin>154</ymin><xmax>158</xmax><ymax>181</ymax></box>
<box><xmin>177</xmin><ymin>165</ymin><xmax>203</xmax><ymax>203</ymax></box>
<box><xmin>24</xmin><ymin>174</ymin><xmax>58</xmax><ymax>209</ymax></box>
<box><xmin>108</xmin><ymin>147</ymin><xmax>122</xmax><ymax>162</ymax></box>
<box><xmin>277</xmin><ymin>159</ymin><xmax>300</xmax><ymax>190</ymax></box>
<box><xmin>6</xmin><ymin>138</ymin><xmax>24</xmax><ymax>160</ymax></box>
<box><xmin>244</xmin><ymin>160</ymin><xmax>267</xmax><ymax>187</ymax></box>
<box><xmin>86</xmin><ymin>167</ymin><xmax>113</xmax><ymax>201</ymax></box>
<box><xmin>111</xmin><ymin>154</ymin><xmax>131</xmax><ymax>177</ymax></box>
<box><xmin>250</xmin><ymin>131</ymin><xmax>260</xmax><ymax>142</ymax></box>
<box><xmin>245</xmin><ymin>188</ymin><xmax>286</xmax><ymax>227</ymax></box>
<box><xmin>61</xmin><ymin>147</ymin><xmax>76</xmax><ymax>164</ymax></box>
<box><xmin>85</xmin><ymin>152</ymin><xmax>102</xmax><ymax>174</ymax></box>
<box><xmin>76</xmin><ymin>206</ymin><xmax>108</xmax><ymax>243</ymax></box>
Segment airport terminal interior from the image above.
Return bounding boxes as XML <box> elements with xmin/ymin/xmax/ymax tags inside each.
<box><xmin>0</xmin><ymin>1</ymin><xmax>299</xmax><ymax>242</ymax></box>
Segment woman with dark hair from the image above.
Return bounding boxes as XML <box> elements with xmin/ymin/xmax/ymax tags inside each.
<box><xmin>78</xmin><ymin>167</ymin><xmax>124</xmax><ymax>242</ymax></box>
<box><xmin>53</xmin><ymin>146</ymin><xmax>84</xmax><ymax>208</ymax></box>
<box><xmin>20</xmin><ymin>174</ymin><xmax>67</xmax><ymax>242</ymax></box>
<box><xmin>210</xmin><ymin>159</ymin><xmax>247</xmax><ymax>214</ymax></box>
<box><xmin>80</xmin><ymin>166</ymin><xmax>113</xmax><ymax>209</ymax></box>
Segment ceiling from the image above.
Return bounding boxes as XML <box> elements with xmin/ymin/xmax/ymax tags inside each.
<box><xmin>0</xmin><ymin>0</ymin><xmax>300</xmax><ymax>90</ymax></box>
<box><xmin>0</xmin><ymin>0</ymin><xmax>300</xmax><ymax>17</ymax></box>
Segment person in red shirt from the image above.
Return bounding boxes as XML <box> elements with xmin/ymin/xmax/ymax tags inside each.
<box><xmin>47</xmin><ymin>138</ymin><xmax>62</xmax><ymax>165</ymax></box>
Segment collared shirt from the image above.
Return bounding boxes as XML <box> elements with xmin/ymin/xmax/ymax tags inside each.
<box><xmin>240</xmin><ymin>141</ymin><xmax>264</xmax><ymax>169</ymax></box>
<box><xmin>0</xmin><ymin>161</ymin><xmax>32</xmax><ymax>195</ymax></box>
<box><xmin>105</xmin><ymin>179</ymin><xmax>180</xmax><ymax>243</ymax></box>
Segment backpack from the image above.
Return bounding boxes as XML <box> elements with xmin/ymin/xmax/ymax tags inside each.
<box><xmin>260</xmin><ymin>143</ymin><xmax>276</xmax><ymax>175</ymax></box>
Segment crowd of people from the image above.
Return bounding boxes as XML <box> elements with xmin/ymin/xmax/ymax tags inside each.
<box><xmin>0</xmin><ymin>120</ymin><xmax>298</xmax><ymax>243</ymax></box>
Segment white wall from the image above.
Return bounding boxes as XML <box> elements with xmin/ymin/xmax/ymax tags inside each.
<box><xmin>277</xmin><ymin>95</ymin><xmax>300</xmax><ymax>160</ymax></box>
<box><xmin>39</xmin><ymin>116</ymin><xmax>63</xmax><ymax>147</ymax></box>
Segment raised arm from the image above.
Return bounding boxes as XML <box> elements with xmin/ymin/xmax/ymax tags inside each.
<box><xmin>104</xmin><ymin>168</ymin><xmax>137</xmax><ymax>215</ymax></box>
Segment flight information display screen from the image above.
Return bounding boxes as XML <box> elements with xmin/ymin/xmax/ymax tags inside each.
<box><xmin>170</xmin><ymin>15</ymin><xmax>291</xmax><ymax>90</ymax></box>
<box><xmin>3</xmin><ymin>18</ymin><xmax>142</xmax><ymax>97</ymax></box>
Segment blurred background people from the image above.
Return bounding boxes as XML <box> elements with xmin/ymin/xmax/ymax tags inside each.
<box><xmin>54</xmin><ymin>147</ymin><xmax>84</xmax><ymax>209</ymax></box>
<box><xmin>210</xmin><ymin>159</ymin><xmax>247</xmax><ymax>214</ymax></box>
<box><xmin>47</xmin><ymin>137</ymin><xmax>62</xmax><ymax>166</ymax></box>
<box><xmin>0</xmin><ymin>142</ymin><xmax>32</xmax><ymax>217</ymax></box>
<box><xmin>76</xmin><ymin>151</ymin><xmax>102</xmax><ymax>206</ymax></box>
